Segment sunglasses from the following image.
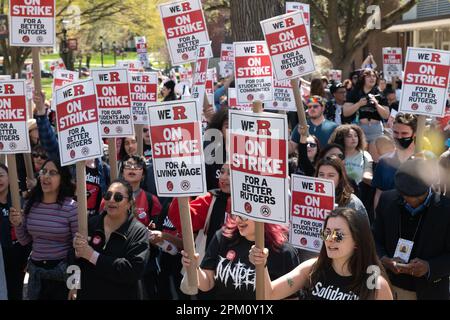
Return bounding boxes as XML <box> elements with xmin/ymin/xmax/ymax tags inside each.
<box><xmin>39</xmin><ymin>168</ymin><xmax>59</xmax><ymax>177</ymax></box>
<box><xmin>307</xmin><ymin>142</ymin><xmax>317</xmax><ymax>148</ymax></box>
<box><xmin>103</xmin><ymin>191</ymin><xmax>129</xmax><ymax>202</ymax></box>
<box><xmin>308</xmin><ymin>104</ymin><xmax>322</xmax><ymax>109</ymax></box>
<box><xmin>32</xmin><ymin>153</ymin><xmax>48</xmax><ymax>160</ymax></box>
<box><xmin>320</xmin><ymin>229</ymin><xmax>346</xmax><ymax>243</ymax></box>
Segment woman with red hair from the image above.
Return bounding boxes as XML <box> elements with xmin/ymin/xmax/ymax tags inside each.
<box><xmin>181</xmin><ymin>214</ymin><xmax>300</xmax><ymax>300</ymax></box>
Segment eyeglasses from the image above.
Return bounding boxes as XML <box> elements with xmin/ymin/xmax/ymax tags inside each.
<box><xmin>320</xmin><ymin>229</ymin><xmax>346</xmax><ymax>243</ymax></box>
<box><xmin>39</xmin><ymin>168</ymin><xmax>60</xmax><ymax>177</ymax></box>
<box><xmin>32</xmin><ymin>153</ymin><xmax>48</xmax><ymax>160</ymax></box>
<box><xmin>103</xmin><ymin>191</ymin><xmax>128</xmax><ymax>202</ymax></box>
<box><xmin>123</xmin><ymin>162</ymin><xmax>144</xmax><ymax>170</ymax></box>
<box><xmin>307</xmin><ymin>142</ymin><xmax>317</xmax><ymax>148</ymax></box>
<box><xmin>308</xmin><ymin>104</ymin><xmax>322</xmax><ymax>109</ymax></box>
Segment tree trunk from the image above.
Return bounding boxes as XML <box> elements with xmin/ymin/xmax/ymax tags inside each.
<box><xmin>230</xmin><ymin>0</ymin><xmax>283</xmax><ymax>42</ymax></box>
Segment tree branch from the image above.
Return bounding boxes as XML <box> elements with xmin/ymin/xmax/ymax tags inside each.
<box><xmin>309</xmin><ymin>1</ymin><xmax>328</xmax><ymax>29</ymax></box>
<box><xmin>312</xmin><ymin>43</ymin><xmax>332</xmax><ymax>59</ymax></box>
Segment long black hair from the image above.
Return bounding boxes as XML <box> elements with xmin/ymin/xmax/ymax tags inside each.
<box><xmin>24</xmin><ymin>159</ymin><xmax>75</xmax><ymax>215</ymax></box>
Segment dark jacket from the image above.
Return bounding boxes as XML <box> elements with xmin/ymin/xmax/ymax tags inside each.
<box><xmin>373</xmin><ymin>190</ymin><xmax>450</xmax><ymax>299</ymax></box>
<box><xmin>77</xmin><ymin>212</ymin><xmax>149</xmax><ymax>300</ymax></box>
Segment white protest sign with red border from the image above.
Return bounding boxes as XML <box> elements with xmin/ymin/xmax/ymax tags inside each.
<box><xmin>0</xmin><ymin>79</ymin><xmax>30</xmax><ymax>154</ymax></box>
<box><xmin>135</xmin><ymin>36</ymin><xmax>150</xmax><ymax>68</ymax></box>
<box><xmin>234</xmin><ymin>41</ymin><xmax>273</xmax><ymax>104</ymax></box>
<box><xmin>25</xmin><ymin>65</ymin><xmax>33</xmax><ymax>100</ymax></box>
<box><xmin>399</xmin><ymin>47</ymin><xmax>450</xmax><ymax>117</ymax></box>
<box><xmin>148</xmin><ymin>99</ymin><xmax>206</xmax><ymax>197</ymax></box>
<box><xmin>55</xmin><ymin>79</ymin><xmax>102</xmax><ymax>166</ymax></box>
<box><xmin>9</xmin><ymin>0</ymin><xmax>55</xmax><ymax>47</ymax></box>
<box><xmin>229</xmin><ymin>110</ymin><xmax>288</xmax><ymax>224</ymax></box>
<box><xmin>159</xmin><ymin>0</ymin><xmax>209</xmax><ymax>65</ymax></box>
<box><xmin>51</xmin><ymin>69</ymin><xmax>79</xmax><ymax>110</ymax></box>
<box><xmin>206</xmin><ymin>68</ymin><xmax>214</xmax><ymax>104</ymax></box>
<box><xmin>220</xmin><ymin>43</ymin><xmax>234</xmax><ymax>77</ymax></box>
<box><xmin>227</xmin><ymin>88</ymin><xmax>252</xmax><ymax>111</ymax></box>
<box><xmin>267</xmin><ymin>77</ymin><xmax>296</xmax><ymax>111</ymax></box>
<box><xmin>91</xmin><ymin>68</ymin><xmax>134</xmax><ymax>137</ymax></box>
<box><xmin>129</xmin><ymin>71</ymin><xmax>158</xmax><ymax>124</ymax></box>
<box><xmin>285</xmin><ymin>2</ymin><xmax>310</xmax><ymax>38</ymax></box>
<box><xmin>261</xmin><ymin>10</ymin><xmax>315</xmax><ymax>81</ymax></box>
<box><xmin>328</xmin><ymin>69</ymin><xmax>342</xmax><ymax>82</ymax></box>
<box><xmin>383</xmin><ymin>47</ymin><xmax>403</xmax><ymax>82</ymax></box>
<box><xmin>290</xmin><ymin>175</ymin><xmax>335</xmax><ymax>252</ymax></box>
<box><xmin>191</xmin><ymin>42</ymin><xmax>212</xmax><ymax>107</ymax></box>
<box><xmin>117</xmin><ymin>60</ymin><xmax>144</xmax><ymax>72</ymax></box>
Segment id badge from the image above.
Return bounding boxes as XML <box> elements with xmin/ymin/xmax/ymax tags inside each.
<box><xmin>394</xmin><ymin>238</ymin><xmax>414</xmax><ymax>263</ymax></box>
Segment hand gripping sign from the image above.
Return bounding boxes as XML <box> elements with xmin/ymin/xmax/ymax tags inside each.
<box><xmin>229</xmin><ymin>110</ymin><xmax>289</xmax><ymax>224</ymax></box>
<box><xmin>159</xmin><ymin>0</ymin><xmax>209</xmax><ymax>65</ymax></box>
<box><xmin>148</xmin><ymin>99</ymin><xmax>207</xmax><ymax>197</ymax></box>
<box><xmin>129</xmin><ymin>72</ymin><xmax>158</xmax><ymax>124</ymax></box>
<box><xmin>234</xmin><ymin>41</ymin><xmax>274</xmax><ymax>104</ymax></box>
<box><xmin>55</xmin><ymin>79</ymin><xmax>103</xmax><ymax>166</ymax></box>
<box><xmin>285</xmin><ymin>2</ymin><xmax>310</xmax><ymax>38</ymax></box>
<box><xmin>290</xmin><ymin>175</ymin><xmax>335</xmax><ymax>253</ymax></box>
<box><xmin>267</xmin><ymin>77</ymin><xmax>296</xmax><ymax>112</ymax></box>
<box><xmin>9</xmin><ymin>0</ymin><xmax>55</xmax><ymax>47</ymax></box>
<box><xmin>0</xmin><ymin>80</ymin><xmax>30</xmax><ymax>154</ymax></box>
<box><xmin>261</xmin><ymin>10</ymin><xmax>315</xmax><ymax>81</ymax></box>
<box><xmin>399</xmin><ymin>48</ymin><xmax>450</xmax><ymax>117</ymax></box>
<box><xmin>383</xmin><ymin>47</ymin><xmax>403</xmax><ymax>82</ymax></box>
<box><xmin>91</xmin><ymin>68</ymin><xmax>134</xmax><ymax>137</ymax></box>
<box><xmin>191</xmin><ymin>42</ymin><xmax>212</xmax><ymax>108</ymax></box>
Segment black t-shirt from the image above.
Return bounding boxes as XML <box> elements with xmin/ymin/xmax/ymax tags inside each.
<box><xmin>306</xmin><ymin>265</ymin><xmax>360</xmax><ymax>300</ymax></box>
<box><xmin>86</xmin><ymin>166</ymin><xmax>102</xmax><ymax>216</ymax></box>
<box><xmin>346</xmin><ymin>87</ymin><xmax>387</xmax><ymax>121</ymax></box>
<box><xmin>200</xmin><ymin>230</ymin><xmax>300</xmax><ymax>300</ymax></box>
<box><xmin>0</xmin><ymin>202</ymin><xmax>13</xmax><ymax>247</ymax></box>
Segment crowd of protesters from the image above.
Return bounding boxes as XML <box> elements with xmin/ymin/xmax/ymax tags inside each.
<box><xmin>1</xmin><ymin>60</ymin><xmax>450</xmax><ymax>301</ymax></box>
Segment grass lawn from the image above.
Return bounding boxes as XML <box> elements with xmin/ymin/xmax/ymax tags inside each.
<box><xmin>41</xmin><ymin>78</ymin><xmax>53</xmax><ymax>100</ymax></box>
<box><xmin>41</xmin><ymin>52</ymin><xmax>139</xmax><ymax>69</ymax></box>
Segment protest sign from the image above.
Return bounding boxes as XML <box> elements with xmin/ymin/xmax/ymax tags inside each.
<box><xmin>399</xmin><ymin>47</ymin><xmax>450</xmax><ymax>117</ymax></box>
<box><xmin>159</xmin><ymin>0</ymin><xmax>209</xmax><ymax>65</ymax></box>
<box><xmin>267</xmin><ymin>77</ymin><xmax>296</xmax><ymax>111</ymax></box>
<box><xmin>229</xmin><ymin>109</ymin><xmax>288</xmax><ymax>224</ymax></box>
<box><xmin>51</xmin><ymin>69</ymin><xmax>79</xmax><ymax>110</ymax></box>
<box><xmin>49</xmin><ymin>58</ymin><xmax>66</xmax><ymax>74</ymax></box>
<box><xmin>117</xmin><ymin>60</ymin><xmax>144</xmax><ymax>72</ymax></box>
<box><xmin>234</xmin><ymin>41</ymin><xmax>273</xmax><ymax>104</ymax></box>
<box><xmin>227</xmin><ymin>88</ymin><xmax>252</xmax><ymax>111</ymax></box>
<box><xmin>129</xmin><ymin>72</ymin><xmax>158</xmax><ymax>124</ymax></box>
<box><xmin>219</xmin><ymin>43</ymin><xmax>234</xmax><ymax>77</ymax></box>
<box><xmin>148</xmin><ymin>99</ymin><xmax>206</xmax><ymax>197</ymax></box>
<box><xmin>135</xmin><ymin>36</ymin><xmax>150</xmax><ymax>68</ymax></box>
<box><xmin>261</xmin><ymin>10</ymin><xmax>315</xmax><ymax>81</ymax></box>
<box><xmin>9</xmin><ymin>0</ymin><xmax>55</xmax><ymax>47</ymax></box>
<box><xmin>205</xmin><ymin>68</ymin><xmax>214</xmax><ymax>104</ymax></box>
<box><xmin>0</xmin><ymin>79</ymin><xmax>30</xmax><ymax>154</ymax></box>
<box><xmin>55</xmin><ymin>79</ymin><xmax>102</xmax><ymax>166</ymax></box>
<box><xmin>290</xmin><ymin>175</ymin><xmax>335</xmax><ymax>253</ymax></box>
<box><xmin>190</xmin><ymin>42</ymin><xmax>212</xmax><ymax>108</ymax></box>
<box><xmin>91</xmin><ymin>68</ymin><xmax>134</xmax><ymax>137</ymax></box>
<box><xmin>383</xmin><ymin>47</ymin><xmax>402</xmax><ymax>82</ymax></box>
<box><xmin>328</xmin><ymin>69</ymin><xmax>342</xmax><ymax>82</ymax></box>
<box><xmin>285</xmin><ymin>2</ymin><xmax>310</xmax><ymax>38</ymax></box>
